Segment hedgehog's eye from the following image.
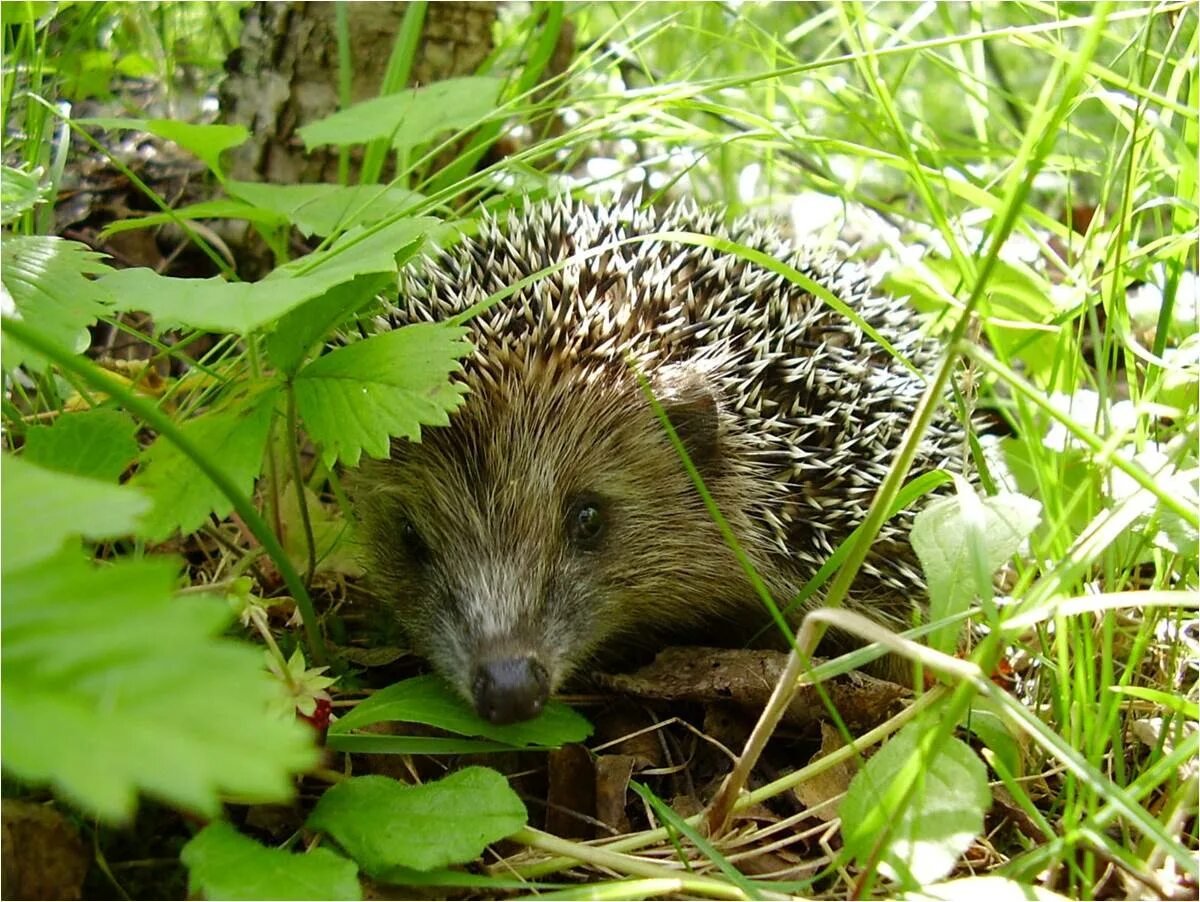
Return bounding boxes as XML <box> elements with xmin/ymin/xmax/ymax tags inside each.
<box><xmin>400</xmin><ymin>519</ymin><xmax>431</xmax><ymax>564</ymax></box>
<box><xmin>566</xmin><ymin>496</ymin><xmax>606</xmax><ymax>550</ymax></box>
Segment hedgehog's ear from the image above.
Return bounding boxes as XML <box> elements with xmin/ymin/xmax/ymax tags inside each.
<box><xmin>650</xmin><ymin>364</ymin><xmax>721</xmax><ymax>470</ymax></box>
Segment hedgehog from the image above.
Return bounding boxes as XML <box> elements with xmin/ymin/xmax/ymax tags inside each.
<box><xmin>353</xmin><ymin>197</ymin><xmax>965</xmax><ymax>724</ymax></box>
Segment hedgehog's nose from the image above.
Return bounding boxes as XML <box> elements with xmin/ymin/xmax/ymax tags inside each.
<box><xmin>472</xmin><ymin>656</ymin><xmax>549</xmax><ymax>724</ymax></box>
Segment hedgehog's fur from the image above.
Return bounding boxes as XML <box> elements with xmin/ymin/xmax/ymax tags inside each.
<box><xmin>354</xmin><ymin>198</ymin><xmax>965</xmax><ymax>722</ymax></box>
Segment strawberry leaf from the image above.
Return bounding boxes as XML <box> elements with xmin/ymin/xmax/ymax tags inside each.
<box><xmin>2</xmin><ymin>552</ymin><xmax>319</xmax><ymax>822</ymax></box>
<box><xmin>227</xmin><ymin>181</ymin><xmax>424</xmax><ymax>237</ymax></box>
<box><xmin>131</xmin><ymin>389</ymin><xmax>274</xmax><ymax>541</ymax></box>
<box><xmin>22</xmin><ymin>408</ymin><xmax>139</xmax><ymax>482</ymax></box>
<box><xmin>307</xmin><ymin>769</ymin><xmax>526</xmax><ymax>875</ymax></box>
<box><xmin>298</xmin><ymin>77</ymin><xmax>503</xmax><ymax>154</ymax></box>
<box><xmin>97</xmin><ymin>218</ymin><xmax>438</xmax><ymax>334</ymax></box>
<box><xmin>1</xmin><ymin>455</ymin><xmax>150</xmax><ymax>571</ymax></box>
<box><xmin>294</xmin><ymin>322</ymin><xmax>471</xmax><ymax>467</ymax></box>
<box><xmin>1</xmin><ymin>236</ymin><xmax>112</xmax><ymax>371</ymax></box>
<box><xmin>182</xmin><ymin>822</ymin><xmax>360</xmax><ymax>901</ymax></box>
<box><xmin>79</xmin><ymin>118</ymin><xmax>248</xmax><ymax>181</ymax></box>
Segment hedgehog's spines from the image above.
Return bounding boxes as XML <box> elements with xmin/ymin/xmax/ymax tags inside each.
<box><xmin>393</xmin><ymin>198</ymin><xmax>961</xmax><ymax>590</ymax></box>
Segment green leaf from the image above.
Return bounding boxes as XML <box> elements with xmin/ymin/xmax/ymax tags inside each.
<box><xmin>269</xmin><ymin>217</ymin><xmax>440</xmax><ymax>285</ymax></box>
<box><xmin>1</xmin><ymin>2</ymin><xmax>51</xmax><ymax>26</ymax></box>
<box><xmin>840</xmin><ymin>718</ymin><xmax>991</xmax><ymax>886</ymax></box>
<box><xmin>98</xmin><ymin>183</ymin><xmax>425</xmax><ymax>241</ymax></box>
<box><xmin>1159</xmin><ymin>332</ymin><xmax>1199</xmax><ymax>409</ymax></box>
<box><xmin>1</xmin><ymin>552</ymin><xmax>318</xmax><ymax>822</ymax></box>
<box><xmin>1</xmin><ymin>165</ymin><xmax>48</xmax><ymax>224</ymax></box>
<box><xmin>963</xmin><ymin>697</ymin><xmax>1022</xmax><ymax>779</ymax></box>
<box><xmin>294</xmin><ymin>323</ymin><xmax>471</xmax><ymax>467</ymax></box>
<box><xmin>1110</xmin><ymin>686</ymin><xmax>1200</xmax><ymax>721</ymax></box>
<box><xmin>1</xmin><ymin>455</ymin><xmax>150</xmax><ymax>572</ymax></box>
<box><xmin>79</xmin><ymin>118</ymin><xmax>248</xmax><ymax>181</ymax></box>
<box><xmin>298</xmin><ymin>77</ymin><xmax>504</xmax><ymax>153</ymax></box>
<box><xmin>98</xmin><ymin>199</ymin><xmax>289</xmax><ymax>239</ymax></box>
<box><xmin>226</xmin><ymin>182</ymin><xmax>425</xmax><ymax>237</ymax></box>
<box><xmin>884</xmin><ymin>258</ymin><xmax>1073</xmax><ymax>387</ymax></box>
<box><xmin>22</xmin><ymin>408</ymin><xmax>139</xmax><ymax>482</ymax></box>
<box><xmin>1</xmin><ymin>235</ymin><xmax>112</xmax><ymax>371</ymax></box>
<box><xmin>114</xmin><ymin>52</ymin><xmax>157</xmax><ymax>79</ymax></box>
<box><xmin>279</xmin><ymin>480</ymin><xmax>361</xmax><ymax>578</ymax></box>
<box><xmin>307</xmin><ymin>770</ymin><xmax>526</xmax><ymax>875</ymax></box>
<box><xmin>60</xmin><ymin>49</ymin><xmax>116</xmax><ymax>101</ymax></box>
<box><xmin>97</xmin><ymin>217</ymin><xmax>438</xmax><ymax>334</ymax></box>
<box><xmin>265</xmin><ymin>222</ymin><xmax>436</xmax><ymax>375</ymax></box>
<box><xmin>329</xmin><ymin>674</ymin><xmax>593</xmax><ymax>748</ymax></box>
<box><xmin>910</xmin><ymin>486</ymin><xmax>1042</xmax><ymax>654</ymax></box>
<box><xmin>94</xmin><ymin>271</ymin><xmax>265</xmax><ymax>334</ymax></box>
<box><xmin>1106</xmin><ymin>448</ymin><xmax>1200</xmax><ymax>558</ymax></box>
<box><xmin>131</xmin><ymin>390</ymin><xmax>274</xmax><ymax>541</ymax></box>
<box><xmin>182</xmin><ymin>822</ymin><xmax>361</xmax><ymax>901</ymax></box>
<box><xmin>324</xmin><ymin>734</ymin><xmax>524</xmax><ymax>756</ymax></box>
<box><xmin>1000</xmin><ymin>435</ymin><xmax>1091</xmax><ymax>540</ymax></box>
<box><xmin>265</xmin><ymin>273</ymin><xmax>392</xmax><ymax>377</ymax></box>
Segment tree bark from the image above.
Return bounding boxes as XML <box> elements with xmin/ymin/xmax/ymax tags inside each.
<box><xmin>219</xmin><ymin>1</ymin><xmax>496</xmax><ymax>184</ymax></box>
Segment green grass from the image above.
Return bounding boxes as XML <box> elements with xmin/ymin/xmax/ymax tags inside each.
<box><xmin>2</xmin><ymin>1</ymin><xmax>1196</xmax><ymax>899</ymax></box>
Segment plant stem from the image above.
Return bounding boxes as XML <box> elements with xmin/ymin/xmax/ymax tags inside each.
<box><xmin>286</xmin><ymin>384</ymin><xmax>318</xmax><ymax>587</ymax></box>
<box><xmin>509</xmin><ymin>827</ymin><xmax>782</xmax><ymax>901</ymax></box>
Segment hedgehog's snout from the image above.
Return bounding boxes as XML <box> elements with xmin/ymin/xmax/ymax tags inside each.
<box><xmin>472</xmin><ymin>655</ymin><xmax>550</xmax><ymax>724</ymax></box>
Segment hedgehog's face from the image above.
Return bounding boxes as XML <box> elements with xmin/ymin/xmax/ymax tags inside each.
<box><xmin>354</xmin><ymin>363</ymin><xmax>756</xmax><ymax>724</ymax></box>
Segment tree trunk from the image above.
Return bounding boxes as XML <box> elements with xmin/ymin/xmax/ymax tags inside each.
<box><xmin>219</xmin><ymin>1</ymin><xmax>497</xmax><ymax>184</ymax></box>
